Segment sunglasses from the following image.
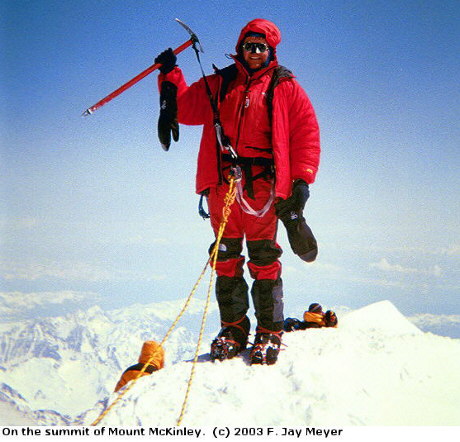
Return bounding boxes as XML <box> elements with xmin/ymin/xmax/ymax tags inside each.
<box><xmin>242</xmin><ymin>42</ymin><xmax>270</xmax><ymax>54</ymax></box>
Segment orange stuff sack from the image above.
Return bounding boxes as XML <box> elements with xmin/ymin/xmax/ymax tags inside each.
<box><xmin>114</xmin><ymin>341</ymin><xmax>165</xmax><ymax>392</ymax></box>
<box><xmin>138</xmin><ymin>340</ymin><xmax>165</xmax><ymax>368</ymax></box>
<box><xmin>303</xmin><ymin>311</ymin><xmax>326</xmax><ymax>327</ymax></box>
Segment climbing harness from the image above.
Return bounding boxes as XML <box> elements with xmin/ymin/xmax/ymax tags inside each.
<box><xmin>235</xmin><ymin>172</ymin><xmax>275</xmax><ymax>218</ymax></box>
<box><xmin>199</xmin><ymin>162</ymin><xmax>275</xmax><ymax>219</ymax></box>
<box><xmin>220</xmin><ymin>156</ymin><xmax>276</xmax><ymax>218</ymax></box>
<box><xmin>91</xmin><ymin>173</ymin><xmax>239</xmax><ymax>427</ymax></box>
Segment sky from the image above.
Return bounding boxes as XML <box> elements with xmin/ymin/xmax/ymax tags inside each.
<box><xmin>1</xmin><ymin>0</ymin><xmax>459</xmax><ymax>325</ymax></box>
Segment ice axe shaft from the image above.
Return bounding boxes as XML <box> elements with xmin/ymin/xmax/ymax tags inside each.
<box><xmin>81</xmin><ymin>39</ymin><xmax>193</xmax><ymax>116</ymax></box>
<box><xmin>82</xmin><ymin>19</ymin><xmax>202</xmax><ymax>117</ymax></box>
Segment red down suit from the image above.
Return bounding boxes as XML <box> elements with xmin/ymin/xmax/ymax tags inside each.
<box><xmin>158</xmin><ymin>19</ymin><xmax>320</xmax><ymax>333</ymax></box>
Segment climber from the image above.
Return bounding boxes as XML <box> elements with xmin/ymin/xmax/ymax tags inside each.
<box><xmin>154</xmin><ymin>18</ymin><xmax>320</xmax><ymax>365</ymax></box>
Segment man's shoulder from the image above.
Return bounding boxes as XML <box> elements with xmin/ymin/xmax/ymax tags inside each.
<box><xmin>275</xmin><ymin>65</ymin><xmax>295</xmax><ymax>80</ymax></box>
<box><xmin>214</xmin><ymin>63</ymin><xmax>238</xmax><ymax>80</ymax></box>
<box><xmin>274</xmin><ymin>70</ymin><xmax>309</xmax><ymax>102</ymax></box>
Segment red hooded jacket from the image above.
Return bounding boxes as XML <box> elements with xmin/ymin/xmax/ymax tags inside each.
<box><xmin>158</xmin><ymin>19</ymin><xmax>320</xmax><ymax>199</ymax></box>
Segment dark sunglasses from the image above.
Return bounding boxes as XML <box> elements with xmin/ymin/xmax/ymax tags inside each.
<box><xmin>242</xmin><ymin>42</ymin><xmax>270</xmax><ymax>54</ymax></box>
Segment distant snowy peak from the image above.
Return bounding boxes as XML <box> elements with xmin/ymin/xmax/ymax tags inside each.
<box><xmin>341</xmin><ymin>300</ymin><xmax>422</xmax><ymax>335</ymax></box>
<box><xmin>0</xmin><ymin>297</ymin><xmax>217</xmax><ymax>367</ymax></box>
<box><xmin>0</xmin><ymin>307</ymin><xmax>110</xmax><ymax>366</ymax></box>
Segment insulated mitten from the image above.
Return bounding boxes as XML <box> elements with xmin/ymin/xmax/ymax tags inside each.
<box><xmin>154</xmin><ymin>48</ymin><xmax>177</xmax><ymax>74</ymax></box>
<box><xmin>281</xmin><ymin>214</ymin><xmax>318</xmax><ymax>262</ymax></box>
<box><xmin>158</xmin><ymin>81</ymin><xmax>179</xmax><ymax>151</ymax></box>
<box><xmin>275</xmin><ymin>180</ymin><xmax>317</xmax><ymax>262</ymax></box>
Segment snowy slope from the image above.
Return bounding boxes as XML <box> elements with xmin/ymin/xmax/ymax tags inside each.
<box><xmin>81</xmin><ymin>301</ymin><xmax>460</xmax><ymax>426</ymax></box>
<box><xmin>0</xmin><ymin>401</ymin><xmax>36</xmax><ymax>425</ymax></box>
<box><xmin>0</xmin><ymin>383</ymin><xmax>70</xmax><ymax>426</ymax></box>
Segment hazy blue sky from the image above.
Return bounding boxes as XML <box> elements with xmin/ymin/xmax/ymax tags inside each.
<box><xmin>1</xmin><ymin>0</ymin><xmax>459</xmax><ymax>323</ymax></box>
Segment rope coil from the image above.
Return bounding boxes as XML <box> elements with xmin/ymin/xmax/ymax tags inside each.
<box><xmin>91</xmin><ymin>175</ymin><xmax>237</xmax><ymax>427</ymax></box>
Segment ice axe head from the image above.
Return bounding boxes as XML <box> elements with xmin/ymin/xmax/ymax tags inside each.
<box><xmin>175</xmin><ymin>18</ymin><xmax>204</xmax><ymax>53</ymax></box>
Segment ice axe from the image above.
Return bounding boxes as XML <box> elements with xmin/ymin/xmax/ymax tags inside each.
<box><xmin>82</xmin><ymin>18</ymin><xmax>203</xmax><ymax>116</ymax></box>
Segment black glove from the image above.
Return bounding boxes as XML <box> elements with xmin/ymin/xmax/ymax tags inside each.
<box><xmin>158</xmin><ymin>81</ymin><xmax>179</xmax><ymax>151</ymax></box>
<box><xmin>275</xmin><ymin>179</ymin><xmax>310</xmax><ymax>219</ymax></box>
<box><xmin>154</xmin><ymin>48</ymin><xmax>177</xmax><ymax>74</ymax></box>
<box><xmin>325</xmin><ymin>310</ymin><xmax>338</xmax><ymax>327</ymax></box>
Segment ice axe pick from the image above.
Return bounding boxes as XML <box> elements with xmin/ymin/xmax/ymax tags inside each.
<box><xmin>81</xmin><ymin>18</ymin><xmax>203</xmax><ymax>116</ymax></box>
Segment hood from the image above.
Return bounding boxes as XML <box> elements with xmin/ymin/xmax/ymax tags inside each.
<box><xmin>235</xmin><ymin>18</ymin><xmax>282</xmax><ymax>55</ymax></box>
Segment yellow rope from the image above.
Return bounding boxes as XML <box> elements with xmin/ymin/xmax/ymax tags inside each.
<box><xmin>176</xmin><ymin>175</ymin><xmax>237</xmax><ymax>425</ymax></box>
<box><xmin>91</xmin><ymin>175</ymin><xmax>237</xmax><ymax>427</ymax></box>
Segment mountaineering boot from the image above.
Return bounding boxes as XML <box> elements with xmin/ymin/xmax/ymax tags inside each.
<box><xmin>210</xmin><ymin>316</ymin><xmax>250</xmax><ymax>361</ymax></box>
<box><xmin>250</xmin><ymin>330</ymin><xmax>282</xmax><ymax>365</ymax></box>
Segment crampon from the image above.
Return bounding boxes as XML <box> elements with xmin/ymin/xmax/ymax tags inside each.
<box><xmin>210</xmin><ymin>335</ymin><xmax>245</xmax><ymax>361</ymax></box>
<box><xmin>250</xmin><ymin>332</ymin><xmax>282</xmax><ymax>365</ymax></box>
<box><xmin>210</xmin><ymin>317</ymin><xmax>250</xmax><ymax>362</ymax></box>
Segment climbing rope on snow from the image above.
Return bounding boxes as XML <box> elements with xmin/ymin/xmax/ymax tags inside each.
<box><xmin>176</xmin><ymin>173</ymin><xmax>237</xmax><ymax>425</ymax></box>
<box><xmin>91</xmin><ymin>174</ymin><xmax>238</xmax><ymax>427</ymax></box>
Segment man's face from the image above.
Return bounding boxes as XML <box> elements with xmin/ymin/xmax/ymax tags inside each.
<box><xmin>242</xmin><ymin>36</ymin><xmax>270</xmax><ymax>71</ymax></box>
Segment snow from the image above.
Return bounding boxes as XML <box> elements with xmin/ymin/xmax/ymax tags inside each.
<box><xmin>1</xmin><ymin>300</ymin><xmax>459</xmax><ymax>426</ymax></box>
<box><xmin>0</xmin><ymin>401</ymin><xmax>36</xmax><ymax>425</ymax></box>
<box><xmin>82</xmin><ymin>301</ymin><xmax>460</xmax><ymax>427</ymax></box>
<box><xmin>340</xmin><ymin>300</ymin><xmax>422</xmax><ymax>335</ymax></box>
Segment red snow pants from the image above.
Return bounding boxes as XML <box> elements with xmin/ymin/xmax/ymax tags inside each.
<box><xmin>207</xmin><ymin>165</ymin><xmax>284</xmax><ymax>332</ymax></box>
